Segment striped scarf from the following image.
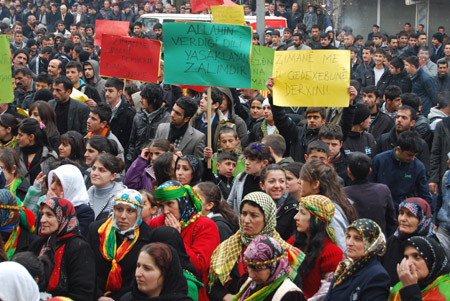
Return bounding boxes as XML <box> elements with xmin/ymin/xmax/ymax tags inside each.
<box><xmin>209</xmin><ymin>230</ymin><xmax>304</xmax><ymax>288</ymax></box>
<box><xmin>260</xmin><ymin>120</ymin><xmax>279</xmax><ymax>137</ymax></box>
<box><xmin>98</xmin><ymin>216</ymin><xmax>140</xmax><ymax>292</ymax></box>
<box><xmin>4</xmin><ymin>225</ymin><xmax>20</xmax><ymax>260</ymax></box>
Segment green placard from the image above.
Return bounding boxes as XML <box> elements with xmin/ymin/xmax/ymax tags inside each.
<box><xmin>0</xmin><ymin>35</ymin><xmax>13</xmax><ymax>103</ymax></box>
<box><xmin>163</xmin><ymin>23</ymin><xmax>252</xmax><ymax>88</ymax></box>
<box><xmin>251</xmin><ymin>45</ymin><xmax>274</xmax><ymax>91</ymax></box>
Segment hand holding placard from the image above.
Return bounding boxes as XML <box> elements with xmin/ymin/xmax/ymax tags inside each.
<box><xmin>272</xmin><ymin>50</ymin><xmax>351</xmax><ymax>107</ymax></box>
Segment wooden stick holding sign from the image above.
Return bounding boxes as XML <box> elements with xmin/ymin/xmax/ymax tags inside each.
<box><xmin>207</xmin><ymin>86</ymin><xmax>212</xmax><ymax>168</ymax></box>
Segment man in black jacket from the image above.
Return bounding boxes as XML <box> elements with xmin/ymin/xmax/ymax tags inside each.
<box><xmin>65</xmin><ymin>61</ymin><xmax>101</xmax><ymax>107</ymax></box>
<box><xmin>104</xmin><ymin>77</ymin><xmax>136</xmax><ymax>157</ymax></box>
<box><xmin>378</xmin><ymin>57</ymin><xmax>412</xmax><ymax>97</ymax></box>
<box><xmin>355</xmin><ymin>46</ymin><xmax>375</xmax><ymax>88</ymax></box>
<box><xmin>127</xmin><ymin>83</ymin><xmax>170</xmax><ymax>164</ymax></box>
<box><xmin>374</xmin><ymin>105</ymin><xmax>430</xmax><ymax>172</ymax></box>
<box><xmin>49</xmin><ymin>76</ymin><xmax>90</xmax><ymax>135</ymax></box>
<box><xmin>362</xmin><ymin>85</ymin><xmax>394</xmax><ymax>140</ymax></box>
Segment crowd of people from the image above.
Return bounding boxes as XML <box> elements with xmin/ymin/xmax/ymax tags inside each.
<box><xmin>1</xmin><ymin>0</ymin><xmax>450</xmax><ymax>300</ymax></box>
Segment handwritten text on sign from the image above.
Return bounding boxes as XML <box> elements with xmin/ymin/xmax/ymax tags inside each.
<box><xmin>211</xmin><ymin>5</ymin><xmax>245</xmax><ymax>25</ymax></box>
<box><xmin>251</xmin><ymin>45</ymin><xmax>274</xmax><ymax>91</ymax></box>
<box><xmin>163</xmin><ymin>23</ymin><xmax>252</xmax><ymax>88</ymax></box>
<box><xmin>99</xmin><ymin>34</ymin><xmax>161</xmax><ymax>83</ymax></box>
<box><xmin>0</xmin><ymin>35</ymin><xmax>13</xmax><ymax>103</ymax></box>
<box><xmin>273</xmin><ymin>50</ymin><xmax>350</xmax><ymax>107</ymax></box>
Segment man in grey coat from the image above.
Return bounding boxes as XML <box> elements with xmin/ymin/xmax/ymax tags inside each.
<box><xmin>155</xmin><ymin>96</ymin><xmax>205</xmax><ymax>158</ymax></box>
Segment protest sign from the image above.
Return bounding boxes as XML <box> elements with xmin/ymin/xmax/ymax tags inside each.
<box><xmin>248</xmin><ymin>19</ymin><xmax>287</xmax><ymax>30</ymax></box>
<box><xmin>251</xmin><ymin>46</ymin><xmax>274</xmax><ymax>91</ymax></box>
<box><xmin>211</xmin><ymin>5</ymin><xmax>245</xmax><ymax>25</ymax></box>
<box><xmin>273</xmin><ymin>50</ymin><xmax>350</xmax><ymax>107</ymax></box>
<box><xmin>0</xmin><ymin>35</ymin><xmax>13</xmax><ymax>103</ymax></box>
<box><xmin>94</xmin><ymin>20</ymin><xmax>130</xmax><ymax>46</ymax></box>
<box><xmin>191</xmin><ymin>0</ymin><xmax>224</xmax><ymax>12</ymax></box>
<box><xmin>100</xmin><ymin>34</ymin><xmax>161</xmax><ymax>83</ymax></box>
<box><xmin>163</xmin><ymin>23</ymin><xmax>252</xmax><ymax>88</ymax></box>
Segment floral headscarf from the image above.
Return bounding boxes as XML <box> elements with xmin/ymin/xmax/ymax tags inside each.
<box><xmin>394</xmin><ymin>197</ymin><xmax>434</xmax><ymax>238</ymax></box>
<box><xmin>38</xmin><ymin>198</ymin><xmax>80</xmax><ymax>292</ymax></box>
<box><xmin>98</xmin><ymin>189</ymin><xmax>145</xmax><ymax>292</ymax></box>
<box><xmin>154</xmin><ymin>180</ymin><xmax>203</xmax><ymax>229</ymax></box>
<box><xmin>235</xmin><ymin>236</ymin><xmax>290</xmax><ymax>300</ymax></box>
<box><xmin>112</xmin><ymin>189</ymin><xmax>145</xmax><ymax>235</ymax></box>
<box><xmin>333</xmin><ymin>218</ymin><xmax>386</xmax><ymax>288</ymax></box>
<box><xmin>299</xmin><ymin>195</ymin><xmax>336</xmax><ymax>244</ymax></box>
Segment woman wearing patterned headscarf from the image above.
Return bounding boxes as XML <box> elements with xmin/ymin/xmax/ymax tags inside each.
<box><xmin>175</xmin><ymin>155</ymin><xmax>202</xmax><ymax>186</ymax></box>
<box><xmin>381</xmin><ymin>197</ymin><xmax>438</xmax><ymax>286</ymax></box>
<box><xmin>209</xmin><ymin>192</ymin><xmax>304</xmax><ymax>301</ymax></box>
<box><xmin>0</xmin><ymin>189</ymin><xmax>36</xmax><ymax>260</ymax></box>
<box><xmin>29</xmin><ymin>198</ymin><xmax>95</xmax><ymax>300</ymax></box>
<box><xmin>289</xmin><ymin>195</ymin><xmax>343</xmax><ymax>299</ymax></box>
<box><xmin>234</xmin><ymin>236</ymin><xmax>304</xmax><ymax>301</ymax></box>
<box><xmin>150</xmin><ymin>180</ymin><xmax>220</xmax><ymax>301</ymax></box>
<box><xmin>389</xmin><ymin>236</ymin><xmax>450</xmax><ymax>300</ymax></box>
<box><xmin>87</xmin><ymin>189</ymin><xmax>153</xmax><ymax>301</ymax></box>
<box><xmin>324</xmin><ymin>218</ymin><xmax>390</xmax><ymax>300</ymax></box>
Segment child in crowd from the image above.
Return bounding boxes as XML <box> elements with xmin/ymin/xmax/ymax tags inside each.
<box><xmin>140</xmin><ymin>189</ymin><xmax>158</xmax><ymax>223</ymax></box>
<box><xmin>261</xmin><ymin>134</ymin><xmax>294</xmax><ymax>166</ymax></box>
<box><xmin>227</xmin><ymin>142</ymin><xmax>271</xmax><ymax>214</ymax></box>
<box><xmin>203</xmin><ymin>151</ymin><xmax>238</xmax><ymax>199</ymax></box>
<box><xmin>305</xmin><ymin>140</ymin><xmax>330</xmax><ymax>163</ymax></box>
<box><xmin>124</xmin><ymin>138</ymin><xmax>175</xmax><ymax>191</ymax></box>
<box><xmin>203</xmin><ymin>126</ymin><xmax>244</xmax><ymax>161</ymax></box>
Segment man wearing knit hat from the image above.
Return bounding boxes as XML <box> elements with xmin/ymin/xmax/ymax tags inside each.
<box><xmin>342</xmin><ymin>102</ymin><xmax>376</xmax><ymax>158</ymax></box>
<box><xmin>431</xmin><ymin>32</ymin><xmax>445</xmax><ymax>63</ymax></box>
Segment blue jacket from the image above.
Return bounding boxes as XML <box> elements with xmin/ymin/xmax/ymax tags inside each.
<box><xmin>369</xmin><ymin>149</ymin><xmax>432</xmax><ymax>210</ymax></box>
<box><xmin>411</xmin><ymin>67</ymin><xmax>438</xmax><ymax>117</ymax></box>
<box><xmin>324</xmin><ymin>257</ymin><xmax>390</xmax><ymax>301</ymax></box>
<box><xmin>438</xmin><ymin>170</ymin><xmax>450</xmax><ymax>233</ymax></box>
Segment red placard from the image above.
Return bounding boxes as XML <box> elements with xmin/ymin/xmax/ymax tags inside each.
<box><xmin>94</xmin><ymin>20</ymin><xmax>130</xmax><ymax>46</ymax></box>
<box><xmin>248</xmin><ymin>19</ymin><xmax>287</xmax><ymax>30</ymax></box>
<box><xmin>191</xmin><ymin>0</ymin><xmax>224</xmax><ymax>13</ymax></box>
<box><xmin>100</xmin><ymin>34</ymin><xmax>161</xmax><ymax>83</ymax></box>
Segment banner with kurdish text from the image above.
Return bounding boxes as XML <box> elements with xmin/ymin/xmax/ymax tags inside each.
<box><xmin>273</xmin><ymin>50</ymin><xmax>350</xmax><ymax>107</ymax></box>
<box><xmin>251</xmin><ymin>46</ymin><xmax>274</xmax><ymax>91</ymax></box>
<box><xmin>0</xmin><ymin>35</ymin><xmax>13</xmax><ymax>103</ymax></box>
<box><xmin>100</xmin><ymin>34</ymin><xmax>161</xmax><ymax>83</ymax></box>
<box><xmin>163</xmin><ymin>23</ymin><xmax>252</xmax><ymax>88</ymax></box>
<box><xmin>211</xmin><ymin>5</ymin><xmax>245</xmax><ymax>25</ymax></box>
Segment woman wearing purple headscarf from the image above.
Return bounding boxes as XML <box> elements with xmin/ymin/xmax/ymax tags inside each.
<box><xmin>234</xmin><ymin>235</ymin><xmax>305</xmax><ymax>301</ymax></box>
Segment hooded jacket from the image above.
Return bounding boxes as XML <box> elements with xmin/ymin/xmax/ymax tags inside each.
<box><xmin>217</xmin><ymin>87</ymin><xmax>248</xmax><ymax>147</ymax></box>
<box><xmin>84</xmin><ymin>60</ymin><xmax>106</xmax><ymax>102</ymax></box>
<box><xmin>428</xmin><ymin>107</ymin><xmax>448</xmax><ymax>130</ymax></box>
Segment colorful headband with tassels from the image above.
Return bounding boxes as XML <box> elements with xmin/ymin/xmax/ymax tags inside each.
<box><xmin>154</xmin><ymin>184</ymin><xmax>202</xmax><ymax>213</ymax></box>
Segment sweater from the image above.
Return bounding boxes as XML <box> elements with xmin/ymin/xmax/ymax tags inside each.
<box><xmin>88</xmin><ymin>181</ymin><xmax>127</xmax><ymax>219</ymax></box>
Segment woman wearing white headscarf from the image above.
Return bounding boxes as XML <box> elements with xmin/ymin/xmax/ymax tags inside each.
<box><xmin>47</xmin><ymin>164</ymin><xmax>94</xmax><ymax>236</ymax></box>
<box><xmin>0</xmin><ymin>261</ymin><xmax>40</xmax><ymax>301</ymax></box>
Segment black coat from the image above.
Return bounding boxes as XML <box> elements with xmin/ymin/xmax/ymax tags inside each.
<box><xmin>87</xmin><ymin>219</ymin><xmax>153</xmax><ymax>300</ymax></box>
<box><xmin>126</xmin><ymin>107</ymin><xmax>170</xmax><ymax>164</ymax></box>
<box><xmin>49</xmin><ymin>98</ymin><xmax>90</xmax><ymax>136</ymax></box>
<box><xmin>110</xmin><ymin>98</ymin><xmax>136</xmax><ymax>156</ymax></box>
<box><xmin>276</xmin><ymin>194</ymin><xmax>298</xmax><ymax>241</ymax></box>
<box><xmin>29</xmin><ymin>235</ymin><xmax>96</xmax><ymax>301</ymax></box>
<box><xmin>269</xmin><ymin>95</ymin><xmax>319</xmax><ymax>163</ymax></box>
<box><xmin>325</xmin><ymin>257</ymin><xmax>390</xmax><ymax>300</ymax></box>
<box><xmin>344</xmin><ymin>180</ymin><xmax>397</xmax><ymax>237</ymax></box>
<box><xmin>368</xmin><ymin>111</ymin><xmax>394</xmax><ymax>141</ymax></box>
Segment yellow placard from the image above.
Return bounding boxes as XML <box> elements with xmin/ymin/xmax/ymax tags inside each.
<box><xmin>273</xmin><ymin>50</ymin><xmax>351</xmax><ymax>107</ymax></box>
<box><xmin>211</xmin><ymin>5</ymin><xmax>245</xmax><ymax>25</ymax></box>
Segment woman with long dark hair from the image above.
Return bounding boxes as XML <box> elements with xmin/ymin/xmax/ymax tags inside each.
<box><xmin>299</xmin><ymin>159</ymin><xmax>358</xmax><ymax>250</ymax></box>
<box><xmin>290</xmin><ymin>195</ymin><xmax>343</xmax><ymax>299</ymax></box>
<box><xmin>29</xmin><ymin>101</ymin><xmax>60</xmax><ymax>151</ymax></box>
<box><xmin>58</xmin><ymin>130</ymin><xmax>86</xmax><ymax>169</ymax></box>
<box><xmin>0</xmin><ymin>113</ymin><xmax>20</xmax><ymax>149</ymax></box>
<box><xmin>16</xmin><ymin>118</ymin><xmax>58</xmax><ymax>184</ymax></box>
<box><xmin>194</xmin><ymin>181</ymin><xmax>238</xmax><ymax>242</ymax></box>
